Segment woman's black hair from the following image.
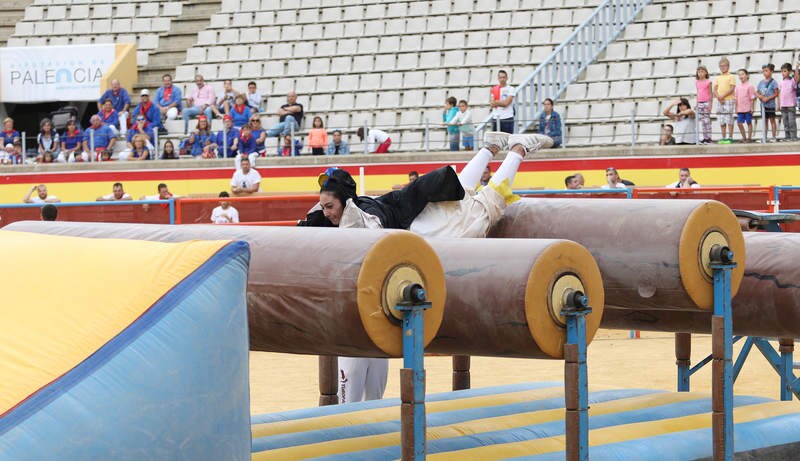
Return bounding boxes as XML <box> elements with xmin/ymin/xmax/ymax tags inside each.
<box><xmin>319</xmin><ymin>168</ymin><xmax>357</xmax><ymax>207</ymax></box>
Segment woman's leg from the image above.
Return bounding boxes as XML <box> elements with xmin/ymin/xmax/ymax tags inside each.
<box><xmin>491</xmin><ymin>150</ymin><xmax>523</xmax><ymax>186</ymax></box>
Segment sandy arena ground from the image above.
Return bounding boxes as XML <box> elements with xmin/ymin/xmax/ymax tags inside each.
<box><xmin>249</xmin><ymin>329</ymin><xmax>791</xmax><ymax>415</ymax></box>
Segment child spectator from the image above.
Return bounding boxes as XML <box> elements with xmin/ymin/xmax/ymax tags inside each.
<box><xmin>713</xmin><ymin>57</ymin><xmax>737</xmax><ymax>144</ymax></box>
<box><xmin>60</xmin><ymin>119</ymin><xmax>84</xmax><ymax>162</ymax></box>
<box><xmin>326</xmin><ymin>130</ymin><xmax>350</xmax><ymax>155</ymax></box>
<box><xmin>308</xmin><ymin>116</ymin><xmax>328</xmax><ymax>155</ymax></box>
<box><xmin>777</xmin><ymin>63</ymin><xmax>798</xmax><ymax>141</ymax></box>
<box><xmin>216</xmin><ymin>79</ymin><xmax>237</xmax><ymax>117</ymax></box>
<box><xmin>695</xmin><ymin>66</ymin><xmax>713</xmax><ymax>143</ymax></box>
<box><xmin>757</xmin><ymin>64</ymin><xmax>779</xmax><ymax>143</ymax></box>
<box><xmin>443</xmin><ymin>96</ymin><xmax>460</xmax><ymax>151</ymax></box>
<box><xmin>735</xmin><ymin>69</ymin><xmax>756</xmax><ymax>143</ymax></box>
<box><xmin>211</xmin><ymin>191</ymin><xmax>239</xmax><ymax>224</ymax></box>
<box><xmin>659</xmin><ymin>124</ymin><xmax>676</xmax><ymax>145</ymax></box>
<box><xmin>246</xmin><ymin>81</ymin><xmax>262</xmax><ymax>112</ymax></box>
<box><xmin>278</xmin><ymin>134</ymin><xmax>303</xmax><ymax>157</ymax></box>
<box><xmin>662</xmin><ymin>98</ymin><xmax>697</xmax><ymax>144</ymax></box>
<box><xmin>229</xmin><ymin>94</ymin><xmax>252</xmax><ymax>129</ymax></box>
<box><xmin>37</xmin><ymin>118</ymin><xmax>60</xmax><ymax>162</ymax></box>
<box><xmin>161</xmin><ymin>140</ymin><xmax>179</xmax><ymax>160</ymax></box>
<box><xmin>448</xmin><ymin>100</ymin><xmax>474</xmax><ymax>150</ymax></box>
<box><xmin>537</xmin><ymin>98</ymin><xmax>562</xmax><ymax>147</ymax></box>
<box><xmin>356</xmin><ymin>127</ymin><xmax>391</xmax><ymax>153</ymax></box>
<box><xmin>1</xmin><ymin>143</ymin><xmax>17</xmax><ymax>164</ymax></box>
<box><xmin>187</xmin><ymin>115</ymin><xmax>213</xmax><ymax>157</ymax></box>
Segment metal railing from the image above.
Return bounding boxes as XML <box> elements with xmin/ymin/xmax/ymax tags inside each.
<box><xmin>476</xmin><ymin>0</ymin><xmax>652</xmax><ymax>136</ymax></box>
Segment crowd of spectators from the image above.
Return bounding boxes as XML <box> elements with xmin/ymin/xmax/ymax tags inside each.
<box><xmin>563</xmin><ymin>167</ymin><xmax>699</xmax><ymax>190</ymax></box>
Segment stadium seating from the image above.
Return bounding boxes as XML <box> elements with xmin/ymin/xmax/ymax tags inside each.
<box><xmin>172</xmin><ymin>0</ymin><xmax>604</xmax><ymax>150</ymax></box>
<box><xmin>560</xmin><ymin>0</ymin><xmax>800</xmax><ymax>146</ymax></box>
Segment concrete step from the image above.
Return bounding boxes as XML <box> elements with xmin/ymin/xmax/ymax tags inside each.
<box><xmin>0</xmin><ymin>0</ymin><xmax>31</xmax><ymax>46</ymax></box>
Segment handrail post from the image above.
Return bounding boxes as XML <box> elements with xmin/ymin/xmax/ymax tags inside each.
<box><xmin>424</xmin><ymin>118</ymin><xmax>430</xmax><ymax>152</ymax></box>
<box><xmin>630</xmin><ymin>109</ymin><xmax>636</xmax><ymax>147</ymax></box>
<box><xmin>21</xmin><ymin>131</ymin><xmax>26</xmax><ymax>163</ymax></box>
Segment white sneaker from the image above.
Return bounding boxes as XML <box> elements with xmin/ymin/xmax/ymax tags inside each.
<box><xmin>507</xmin><ymin>133</ymin><xmax>554</xmax><ymax>154</ymax></box>
<box><xmin>483</xmin><ymin>131</ymin><xmax>509</xmax><ymax>150</ymax></box>
<box><xmin>769</xmin><ymin>137</ymin><xmax>777</xmax><ymax>143</ymax></box>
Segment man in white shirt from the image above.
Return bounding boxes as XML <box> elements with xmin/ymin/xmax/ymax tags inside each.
<box><xmin>231</xmin><ymin>157</ymin><xmax>261</xmax><ymax>195</ymax></box>
<box><xmin>96</xmin><ymin>182</ymin><xmax>133</xmax><ymax>201</ymax></box>
<box><xmin>601</xmin><ymin>167</ymin><xmax>633</xmax><ymax>189</ymax></box>
<box><xmin>211</xmin><ymin>191</ymin><xmax>240</xmax><ymax>224</ymax></box>
<box><xmin>490</xmin><ymin>70</ymin><xmax>516</xmax><ymax>134</ymax></box>
<box><xmin>666</xmin><ymin>168</ymin><xmax>700</xmax><ymax>188</ymax></box>
<box><xmin>23</xmin><ymin>184</ymin><xmax>60</xmax><ymax>203</ymax></box>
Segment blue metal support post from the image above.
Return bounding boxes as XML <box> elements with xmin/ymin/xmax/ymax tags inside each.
<box><xmin>562</xmin><ymin>290</ymin><xmax>592</xmax><ymax>461</ymax></box>
<box><xmin>710</xmin><ymin>245</ymin><xmax>736</xmax><ymax>461</ymax></box>
<box><xmin>395</xmin><ymin>284</ymin><xmax>431</xmax><ymax>461</ymax></box>
<box><xmin>676</xmin><ymin>332</ymin><xmax>691</xmax><ymax>392</ymax></box>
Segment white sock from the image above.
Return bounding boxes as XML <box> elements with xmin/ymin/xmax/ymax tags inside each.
<box><xmin>458</xmin><ymin>147</ymin><xmax>493</xmax><ymax>189</ymax></box>
<box><xmin>491</xmin><ymin>151</ymin><xmax>523</xmax><ymax>187</ymax></box>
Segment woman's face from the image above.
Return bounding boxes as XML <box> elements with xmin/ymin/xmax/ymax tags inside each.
<box><xmin>43</xmin><ymin>122</ymin><xmax>51</xmax><ymax>132</ymax></box>
<box><xmin>544</xmin><ymin>100</ymin><xmax>553</xmax><ymax>112</ymax></box>
<box><xmin>320</xmin><ymin>191</ymin><xmax>343</xmax><ymax>225</ymax></box>
<box><xmin>164</xmin><ymin>142</ymin><xmax>174</xmax><ymax>153</ymax></box>
<box><xmin>4</xmin><ymin>121</ymin><xmax>12</xmax><ymax>131</ymax></box>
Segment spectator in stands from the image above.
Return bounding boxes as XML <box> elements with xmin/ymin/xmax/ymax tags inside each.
<box><xmin>96</xmin><ymin>182</ymin><xmax>132</xmax><ymax>201</ymax></box>
<box><xmin>83</xmin><ymin>115</ymin><xmax>116</xmax><ymax>161</ymax></box>
<box><xmin>128</xmin><ymin>114</ymin><xmax>155</xmax><ymax>144</ymax></box>
<box><xmin>210</xmin><ymin>115</ymin><xmax>239</xmax><ymax>158</ymax></box>
<box><xmin>480</xmin><ymin>166</ymin><xmax>492</xmax><ymax>187</ymax></box>
<box><xmin>666</xmin><ymin>168</ymin><xmax>700</xmax><ymax>188</ymax></box>
<box><xmin>357</xmin><ymin>127</ymin><xmax>391</xmax><ymax>153</ymax></box>
<box><xmin>41</xmin><ymin>204</ymin><xmax>57</xmax><ymax>221</ymax></box>
<box><xmin>537</xmin><ymin>98</ymin><xmax>563</xmax><ymax>147</ymax></box>
<box><xmin>278</xmin><ymin>134</ymin><xmax>303</xmax><ymax>157</ymax></box>
<box><xmin>565</xmin><ymin>174</ymin><xmax>581</xmax><ymax>190</ymax></box>
<box><xmin>97</xmin><ymin>80</ymin><xmax>130</xmax><ymax>134</ymax></box>
<box><xmin>37</xmin><ymin>118</ymin><xmax>60</xmax><ymax>162</ymax></box>
<box><xmin>443</xmin><ymin>96</ymin><xmax>460</xmax><ymax>151</ymax></box>
<box><xmin>662</xmin><ymin>98</ymin><xmax>697</xmax><ymax>144</ymax></box>
<box><xmin>448</xmin><ymin>100</ymin><xmax>474</xmax><ymax>150</ymax></box>
<box><xmin>659</xmin><ymin>124</ymin><xmax>676</xmax><ymax>145</ymax></box>
<box><xmin>216</xmin><ymin>80</ymin><xmax>237</xmax><ymax>118</ymax></box>
<box><xmin>211</xmin><ymin>191</ymin><xmax>239</xmax><ymax>224</ymax></box>
<box><xmin>60</xmin><ymin>119</ymin><xmax>84</xmax><ymax>163</ymax></box>
<box><xmin>490</xmin><ymin>69</ymin><xmax>516</xmax><ymax>134</ymax></box>
<box><xmin>183</xmin><ymin>74</ymin><xmax>216</xmax><ymax>135</ymax></box>
<box><xmin>229</xmin><ymin>94</ymin><xmax>252</xmax><ymax>128</ymax></box>
<box><xmin>777</xmin><ymin>63</ymin><xmax>798</xmax><ymax>141</ymax></box>
<box><xmin>231</xmin><ymin>157</ymin><xmax>261</xmax><ymax>196</ymax></box>
<box><xmin>246</xmin><ymin>81</ymin><xmax>262</xmax><ymax>112</ymax></box>
<box><xmin>249</xmin><ymin>115</ymin><xmax>267</xmax><ymax>156</ymax></box>
<box><xmin>713</xmin><ymin>57</ymin><xmax>737</xmax><ymax>144</ymax></box>
<box><xmin>141</xmin><ymin>183</ymin><xmax>174</xmax><ymax>201</ymax></box>
<box><xmin>132</xmin><ymin>89</ymin><xmax>162</xmax><ymax>131</ymax></box>
<box><xmin>99</xmin><ymin>149</ymin><xmax>113</xmax><ymax>162</ymax></box>
<box><xmin>602</xmin><ymin>167</ymin><xmax>634</xmax><ymax>189</ymax></box>
<box><xmin>120</xmin><ymin>134</ymin><xmax>150</xmax><ymax>161</ymax></box>
<box><xmin>267</xmin><ymin>91</ymin><xmax>304</xmax><ymax>137</ymax></box>
<box><xmin>161</xmin><ymin>140</ymin><xmax>179</xmax><ymax>160</ymax></box>
<box><xmin>1</xmin><ymin>143</ymin><xmax>17</xmax><ymax>164</ymax></box>
<box><xmin>308</xmin><ymin>116</ymin><xmax>328</xmax><ymax>156</ymax></box>
<box><xmin>574</xmin><ymin>172</ymin><xmax>585</xmax><ymax>188</ymax></box>
<box><xmin>23</xmin><ymin>184</ymin><xmax>60</xmax><ymax>203</ymax></box>
<box><xmin>155</xmin><ymin>73</ymin><xmax>182</xmax><ymax>130</ymax></box>
<box><xmin>187</xmin><ymin>115</ymin><xmax>214</xmax><ymax>157</ymax></box>
<box><xmin>735</xmin><ymin>69</ymin><xmax>756</xmax><ymax>143</ymax></box>
<box><xmin>757</xmin><ymin>64</ymin><xmax>779</xmax><ymax>143</ymax></box>
<box><xmin>695</xmin><ymin>66</ymin><xmax>713</xmax><ymax>144</ymax></box>
<box><xmin>326</xmin><ymin>129</ymin><xmax>350</xmax><ymax>155</ymax></box>
<box><xmin>40</xmin><ymin>151</ymin><xmax>56</xmax><ymax>164</ymax></box>
<box><xmin>98</xmin><ymin>99</ymin><xmax>120</xmax><ymax>135</ymax></box>
<box><xmin>236</xmin><ymin>124</ymin><xmax>258</xmax><ymax>166</ymax></box>
<box><xmin>0</xmin><ymin>117</ymin><xmax>20</xmax><ymax>146</ymax></box>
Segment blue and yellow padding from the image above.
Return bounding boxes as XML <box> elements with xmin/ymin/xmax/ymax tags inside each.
<box><xmin>0</xmin><ymin>231</ymin><xmax>252</xmax><ymax>461</ymax></box>
<box><xmin>251</xmin><ymin>383</ymin><xmax>800</xmax><ymax>461</ymax></box>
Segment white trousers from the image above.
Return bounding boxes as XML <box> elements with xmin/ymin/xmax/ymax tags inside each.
<box><xmin>338</xmin><ymin>357</ymin><xmax>388</xmax><ymax>404</ymax></box>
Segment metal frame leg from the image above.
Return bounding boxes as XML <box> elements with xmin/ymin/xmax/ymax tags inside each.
<box><xmin>710</xmin><ymin>247</ymin><xmax>736</xmax><ymax>461</ymax></box>
<box><xmin>563</xmin><ymin>292</ymin><xmax>592</xmax><ymax>461</ymax></box>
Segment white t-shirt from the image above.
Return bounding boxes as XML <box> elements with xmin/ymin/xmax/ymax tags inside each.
<box><xmin>367</xmin><ymin>129</ymin><xmax>390</xmax><ymax>152</ymax></box>
<box><xmin>29</xmin><ymin>195</ymin><xmax>58</xmax><ymax>203</ymax></box>
<box><xmin>673</xmin><ymin>116</ymin><xmax>697</xmax><ymax>144</ymax></box>
<box><xmin>101</xmin><ymin>193</ymin><xmax>132</xmax><ymax>200</ymax></box>
<box><xmin>211</xmin><ymin>205</ymin><xmax>240</xmax><ymax>224</ymax></box>
<box><xmin>666</xmin><ymin>181</ymin><xmax>700</xmax><ymax>188</ymax></box>
<box><xmin>601</xmin><ymin>183</ymin><xmax>627</xmax><ymax>189</ymax></box>
<box><xmin>492</xmin><ymin>85</ymin><xmax>516</xmax><ymax>119</ymax></box>
<box><xmin>231</xmin><ymin>168</ymin><xmax>262</xmax><ymax>192</ymax></box>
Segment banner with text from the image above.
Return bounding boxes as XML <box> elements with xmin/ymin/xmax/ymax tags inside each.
<box><xmin>0</xmin><ymin>45</ymin><xmax>117</xmax><ymax>103</ymax></box>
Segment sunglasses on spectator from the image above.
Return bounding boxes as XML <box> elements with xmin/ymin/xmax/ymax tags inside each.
<box><xmin>250</xmin><ymin>119</ymin><xmax>260</xmax><ymax>123</ymax></box>
<box><xmin>137</xmin><ymin>117</ymin><xmax>145</xmax><ymax>121</ymax></box>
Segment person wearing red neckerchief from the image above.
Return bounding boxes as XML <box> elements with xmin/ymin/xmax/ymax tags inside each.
<box><xmin>0</xmin><ymin>117</ymin><xmax>20</xmax><ymax>148</ymax></box>
<box><xmin>230</xmin><ymin>94</ymin><xmax>252</xmax><ymax>129</ymax></box>
<box><xmin>132</xmin><ymin>89</ymin><xmax>163</xmax><ymax>131</ymax></box>
<box><xmin>98</xmin><ymin>99</ymin><xmax>120</xmax><ymax>135</ymax></box>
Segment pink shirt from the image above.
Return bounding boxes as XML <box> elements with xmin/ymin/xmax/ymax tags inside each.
<box><xmin>695</xmin><ymin>79</ymin><xmax>712</xmax><ymax>103</ymax></box>
<box><xmin>735</xmin><ymin>82</ymin><xmax>755</xmax><ymax>113</ymax></box>
<box><xmin>190</xmin><ymin>84</ymin><xmax>216</xmax><ymax>108</ymax></box>
<box><xmin>779</xmin><ymin>78</ymin><xmax>797</xmax><ymax>108</ymax></box>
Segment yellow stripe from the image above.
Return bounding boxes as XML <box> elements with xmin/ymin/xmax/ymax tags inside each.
<box><xmin>428</xmin><ymin>401</ymin><xmax>800</xmax><ymax>461</ymax></box>
<box><xmin>0</xmin><ymin>231</ymin><xmax>230</xmax><ymax>415</ymax></box>
<box><xmin>252</xmin><ymin>386</ymin><xmax>565</xmax><ymax>438</ymax></box>
<box><xmin>252</xmin><ymin>392</ymin><xmax>705</xmax><ymax>461</ymax></box>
